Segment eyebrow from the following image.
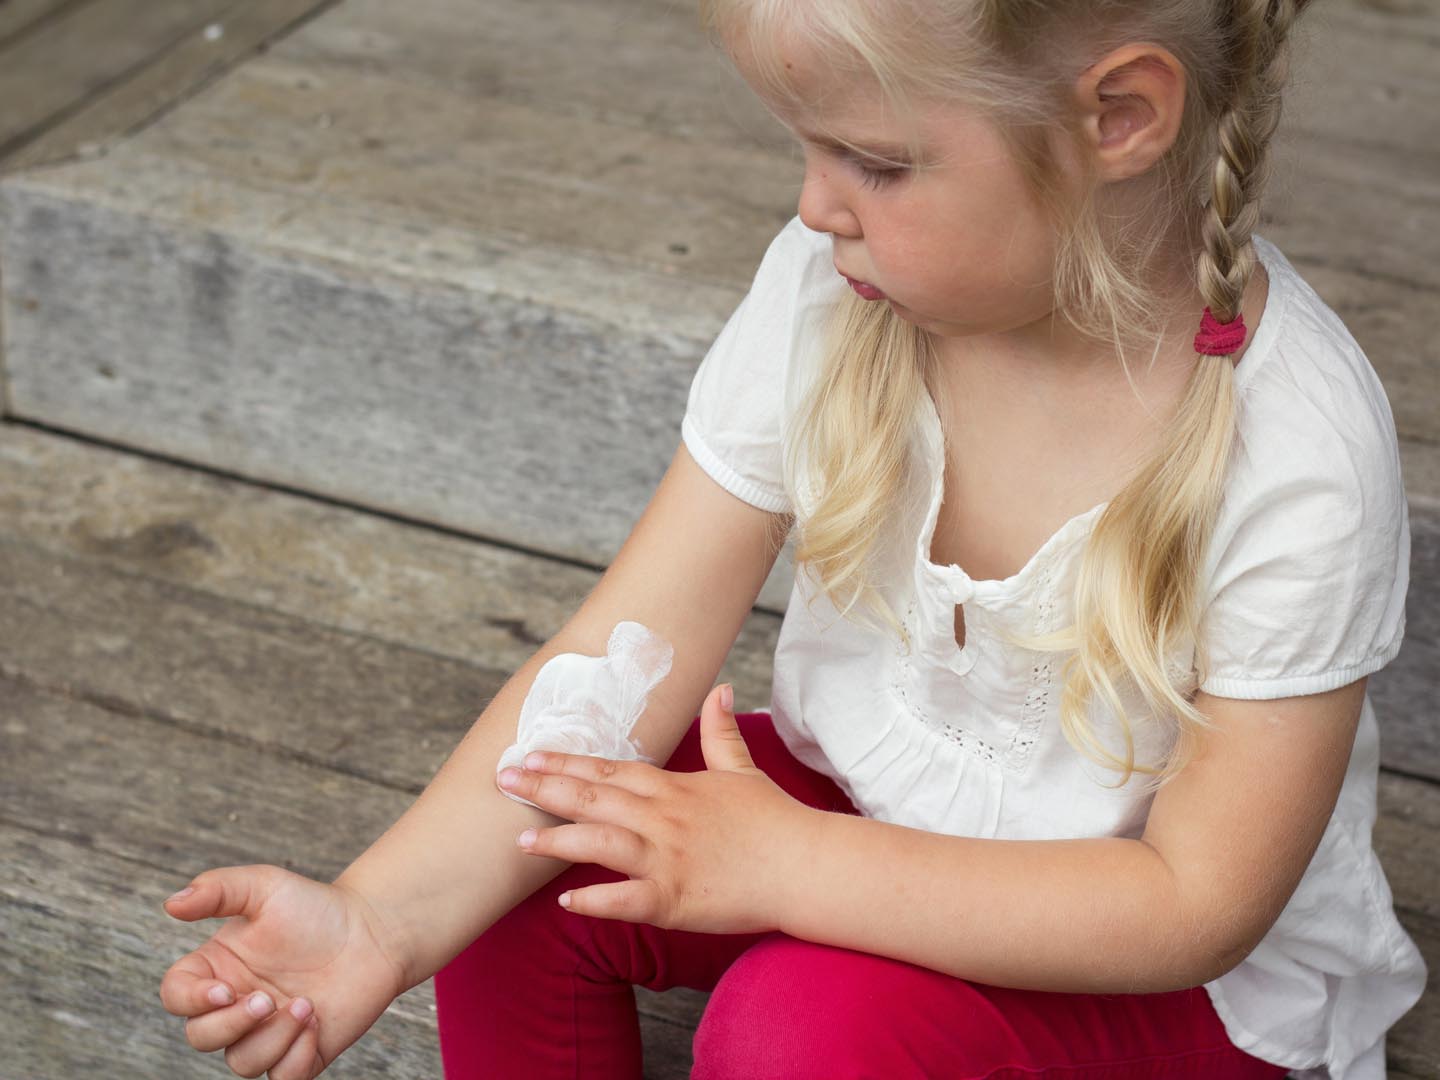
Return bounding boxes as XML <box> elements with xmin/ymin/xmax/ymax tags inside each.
<box><xmin>790</xmin><ymin>127</ymin><xmax>915</xmax><ymax>161</ymax></box>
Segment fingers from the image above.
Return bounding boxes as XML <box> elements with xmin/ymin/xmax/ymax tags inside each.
<box><xmin>163</xmin><ymin>865</ymin><xmax>267</xmax><ymax>924</ymax></box>
<box><xmin>269</xmin><ymin>1010</ymin><xmax>324</xmax><ymax>1080</ymax></box>
<box><xmin>518</xmin><ymin>821</ymin><xmax>648</xmax><ymax>876</ymax></box>
<box><xmin>510</xmin><ymin>751</ymin><xmax>663</xmax><ymax>797</ymax></box>
<box><xmin>498</xmin><ymin>761</ymin><xmax>655</xmax><ymax>824</ymax></box>
<box><xmin>559</xmin><ymin>877</ymin><xmax>663</xmax><ymax>925</ymax></box>
<box><xmin>225</xmin><ymin>996</ymin><xmax>320</xmax><ymax>1080</ymax></box>
<box><xmin>185</xmin><ymin>989</ymin><xmax>317</xmax><ymax>1069</ymax></box>
<box><xmin>183</xmin><ymin>989</ymin><xmax>281</xmax><ymax>1053</ymax></box>
<box><xmin>158</xmin><ymin>952</ymin><xmax>237</xmax><ymax>1018</ymax></box>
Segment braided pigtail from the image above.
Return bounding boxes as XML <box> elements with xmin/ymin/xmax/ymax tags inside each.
<box><xmin>1197</xmin><ymin>0</ymin><xmax>1305</xmax><ymax>327</ymax></box>
<box><xmin>1043</xmin><ymin>0</ymin><xmax>1312</xmax><ymax>790</ymax></box>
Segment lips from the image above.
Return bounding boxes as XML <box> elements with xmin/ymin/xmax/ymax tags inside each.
<box><xmin>838</xmin><ymin>268</ymin><xmax>886</xmax><ymax>301</ymax></box>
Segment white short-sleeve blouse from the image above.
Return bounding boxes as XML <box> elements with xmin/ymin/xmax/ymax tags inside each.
<box><xmin>681</xmin><ymin>215</ymin><xmax>1426</xmax><ymax>1080</ymax></box>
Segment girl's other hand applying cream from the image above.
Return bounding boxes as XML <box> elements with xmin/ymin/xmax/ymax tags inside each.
<box><xmin>500</xmin><ymin>683</ymin><xmax>826</xmax><ymax>935</ymax></box>
<box><xmin>158</xmin><ymin>864</ymin><xmax>410</xmax><ymax>1079</ymax></box>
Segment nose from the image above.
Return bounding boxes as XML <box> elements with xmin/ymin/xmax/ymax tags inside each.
<box><xmin>796</xmin><ymin>155</ymin><xmax>861</xmax><ymax>238</ymax></box>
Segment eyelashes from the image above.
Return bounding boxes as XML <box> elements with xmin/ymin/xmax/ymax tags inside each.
<box><xmin>798</xmin><ymin>139</ymin><xmax>911</xmax><ymax>190</ymax></box>
<box><xmin>856</xmin><ymin>161</ymin><xmax>906</xmax><ymax>190</ymax></box>
<box><xmin>840</xmin><ymin>151</ymin><xmax>908</xmax><ymax>190</ymax></box>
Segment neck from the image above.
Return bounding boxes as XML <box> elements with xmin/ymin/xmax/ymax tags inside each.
<box><xmin>930</xmin><ymin>235</ymin><xmax>1209</xmax><ymax>405</ymax></box>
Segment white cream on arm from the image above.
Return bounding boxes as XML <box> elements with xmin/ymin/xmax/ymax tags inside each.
<box><xmin>496</xmin><ymin>620</ymin><xmax>674</xmax><ymax>811</ymax></box>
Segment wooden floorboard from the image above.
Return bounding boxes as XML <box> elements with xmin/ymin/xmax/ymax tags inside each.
<box><xmin>0</xmin><ymin>0</ymin><xmax>80</xmax><ymax>48</ymax></box>
<box><xmin>0</xmin><ymin>421</ymin><xmax>771</xmax><ymax>1078</ymax></box>
<box><xmin>0</xmin><ymin>0</ymin><xmax>336</xmax><ymax>169</ymax></box>
<box><xmin>1</xmin><ymin>822</ymin><xmax>444</xmax><ymax>1078</ymax></box>
<box><xmin>0</xmin><ymin>545</ymin><xmax>704</xmax><ymax>1077</ymax></box>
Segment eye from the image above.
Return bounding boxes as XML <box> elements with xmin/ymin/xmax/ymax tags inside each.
<box><xmin>842</xmin><ymin>152</ymin><xmax>908</xmax><ymax>190</ymax></box>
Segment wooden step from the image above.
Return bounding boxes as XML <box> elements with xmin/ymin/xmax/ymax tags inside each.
<box><xmin>0</xmin><ymin>422</ymin><xmax>786</xmax><ymax>1076</ymax></box>
<box><xmin>2</xmin><ymin>0</ymin><xmax>1438</xmax><ymax>614</ymax></box>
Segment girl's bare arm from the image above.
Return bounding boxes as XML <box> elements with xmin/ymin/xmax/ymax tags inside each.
<box><xmin>333</xmin><ymin>442</ymin><xmax>791</xmax><ymax>991</ymax></box>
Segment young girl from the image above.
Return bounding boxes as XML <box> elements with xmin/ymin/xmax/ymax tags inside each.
<box><xmin>157</xmin><ymin>1</ymin><xmax>1427</xmax><ymax>1077</ymax></box>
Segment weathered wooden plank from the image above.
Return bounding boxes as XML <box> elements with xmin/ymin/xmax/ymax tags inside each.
<box><xmin>0</xmin><ymin>532</ymin><xmax>502</xmax><ymax>791</ymax></box>
<box><xmin>1378</xmin><ymin>768</ymin><xmax>1440</xmax><ymax>926</ymax></box>
<box><xmin>1259</xmin><ymin>136</ymin><xmax>1440</xmax><ymax>445</ymax></box>
<box><xmin>0</xmin><ymin>423</ymin><xmax>785</xmax><ymax>702</ymax></box>
<box><xmin>0</xmin><ymin>668</ymin><xmax>419</xmax><ymax>889</ymax></box>
<box><xmin>0</xmin><ymin>183</ymin><xmax>802</xmax><ymax>606</ymax></box>
<box><xmin>0</xmin><ymin>0</ymin><xmax>239</xmax><ymax>156</ymax></box>
<box><xmin>1286</xmin><ymin>0</ymin><xmax>1440</xmax><ymax>173</ymax></box>
<box><xmin>1383</xmin><ymin>910</ymin><xmax>1440</xmax><ymax>1079</ymax></box>
<box><xmin>0</xmin><ymin>0</ymin><xmax>77</xmax><ymax>47</ymax></box>
<box><xmin>0</xmin><ymin>668</ymin><xmax>709</xmax><ymax>1077</ymax></box>
<box><xmin>2</xmin><ymin>0</ymin><xmax>340</xmax><ymax>174</ymax></box>
<box><xmin>270</xmin><ymin>0</ymin><xmax>792</xmax><ymax>149</ymax></box>
<box><xmin>0</xmin><ymin>822</ymin><xmax>443</xmax><ymax>1078</ymax></box>
<box><xmin>1400</xmin><ymin>439</ymin><xmax>1440</xmax><ymax>511</ymax></box>
<box><xmin>118</xmin><ymin>52</ymin><xmax>797</xmax><ymax>283</ymax></box>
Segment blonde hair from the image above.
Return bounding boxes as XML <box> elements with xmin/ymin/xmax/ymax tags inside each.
<box><xmin>699</xmin><ymin>0</ymin><xmax>1314</xmax><ymax>791</ymax></box>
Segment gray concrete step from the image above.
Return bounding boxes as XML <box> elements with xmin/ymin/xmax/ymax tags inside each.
<box><xmin>1</xmin><ymin>0</ymin><xmax>1437</xmax><ymax>613</ymax></box>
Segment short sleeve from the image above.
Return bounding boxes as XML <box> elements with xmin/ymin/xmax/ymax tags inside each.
<box><xmin>1196</xmin><ymin>334</ymin><xmax>1409</xmax><ymax>700</ymax></box>
<box><xmin>681</xmin><ymin>216</ymin><xmax>840</xmax><ymax>513</ymax></box>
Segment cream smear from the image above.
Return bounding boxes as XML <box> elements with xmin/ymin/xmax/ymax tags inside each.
<box><xmin>496</xmin><ymin>620</ymin><xmax>673</xmax><ymax>811</ymax></box>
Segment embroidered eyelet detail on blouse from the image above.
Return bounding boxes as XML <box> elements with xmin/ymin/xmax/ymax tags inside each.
<box><xmin>892</xmin><ymin>552</ymin><xmax>1065</xmax><ymax>774</ymax></box>
<box><xmin>1009</xmin><ymin>558</ymin><xmax>1062</xmax><ymax>770</ymax></box>
<box><xmin>892</xmin><ymin>597</ymin><xmax>1004</xmax><ymax>765</ymax></box>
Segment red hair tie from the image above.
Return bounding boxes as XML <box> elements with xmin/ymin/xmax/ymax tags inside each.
<box><xmin>1194</xmin><ymin>306</ymin><xmax>1246</xmax><ymax>356</ymax></box>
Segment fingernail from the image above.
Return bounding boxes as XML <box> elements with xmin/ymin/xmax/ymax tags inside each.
<box><xmin>523</xmin><ymin>752</ymin><xmax>545</xmax><ymax>770</ymax></box>
<box><xmin>720</xmin><ymin>683</ymin><xmax>734</xmax><ymax>712</ymax></box>
<box><xmin>247</xmin><ymin>992</ymin><xmax>275</xmax><ymax>1018</ymax></box>
<box><xmin>208</xmin><ymin>984</ymin><xmax>235</xmax><ymax>1006</ymax></box>
<box><xmin>289</xmin><ymin>997</ymin><xmax>313</xmax><ymax>1022</ymax></box>
<box><xmin>517</xmin><ymin>828</ymin><xmax>537</xmax><ymax>848</ymax></box>
<box><xmin>498</xmin><ymin>767</ymin><xmax>521</xmax><ymax>787</ymax></box>
<box><xmin>166</xmin><ymin>886</ymin><xmax>194</xmax><ymax>903</ymax></box>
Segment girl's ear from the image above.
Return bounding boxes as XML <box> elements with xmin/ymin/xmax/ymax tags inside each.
<box><xmin>1072</xmin><ymin>43</ymin><xmax>1187</xmax><ymax>182</ymax></box>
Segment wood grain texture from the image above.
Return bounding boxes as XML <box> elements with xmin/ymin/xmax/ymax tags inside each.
<box><xmin>0</xmin><ymin>541</ymin><xmax>723</xmax><ymax>1078</ymax></box>
<box><xmin>0</xmin><ymin>823</ymin><xmax>444</xmax><ymax>1078</ymax></box>
<box><xmin>1</xmin><ymin>0</ymin><xmax>340</xmax><ymax>173</ymax></box>
<box><xmin>0</xmin><ymin>0</ymin><xmax>237</xmax><ymax>155</ymax></box>
<box><xmin>0</xmin><ymin>0</ymin><xmax>79</xmax><ymax>47</ymax></box>
<box><xmin>0</xmin><ymin>424</ymin><xmax>784</xmax><ymax>705</ymax></box>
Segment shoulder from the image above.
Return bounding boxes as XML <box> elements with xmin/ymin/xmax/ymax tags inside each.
<box><xmin>679</xmin><ymin>217</ymin><xmax>842</xmax><ymax>513</ymax></box>
<box><xmin>1196</xmin><ymin>236</ymin><xmax>1409</xmax><ymax>695</ymax></box>
<box><xmin>1219</xmin><ymin>234</ymin><xmax>1405</xmax><ymax>528</ymax></box>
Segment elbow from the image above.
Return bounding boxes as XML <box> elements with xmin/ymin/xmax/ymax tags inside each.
<box><xmin>1164</xmin><ymin>903</ymin><xmax>1272</xmax><ymax>991</ymax></box>
<box><xmin>1180</xmin><ymin>936</ymin><xmax>1255</xmax><ymax>989</ymax></box>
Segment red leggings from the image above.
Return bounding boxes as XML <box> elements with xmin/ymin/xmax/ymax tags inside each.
<box><xmin>435</xmin><ymin>712</ymin><xmax>1292</xmax><ymax>1079</ymax></box>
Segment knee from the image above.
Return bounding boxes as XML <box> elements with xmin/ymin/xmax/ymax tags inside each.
<box><xmin>691</xmin><ymin>934</ymin><xmax>898</xmax><ymax>1080</ymax></box>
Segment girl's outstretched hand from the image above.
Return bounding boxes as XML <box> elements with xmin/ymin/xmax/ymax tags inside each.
<box><xmin>498</xmin><ymin>683</ymin><xmax>825</xmax><ymax>935</ymax></box>
<box><xmin>158</xmin><ymin>864</ymin><xmax>410</xmax><ymax>1080</ymax></box>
